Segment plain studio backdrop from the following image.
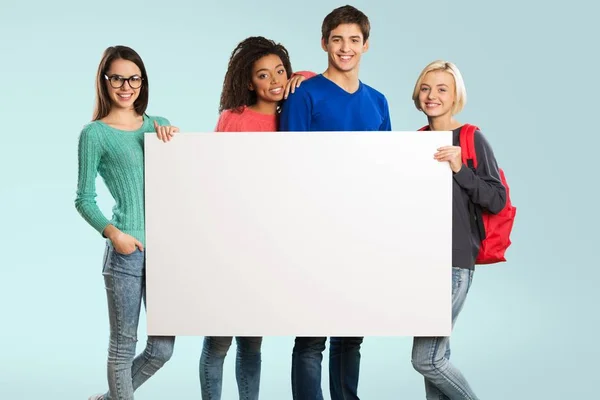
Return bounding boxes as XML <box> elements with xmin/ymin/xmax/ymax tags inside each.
<box><xmin>0</xmin><ymin>0</ymin><xmax>597</xmax><ymax>399</ymax></box>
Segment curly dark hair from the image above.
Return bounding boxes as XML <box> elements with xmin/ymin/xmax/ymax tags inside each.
<box><xmin>219</xmin><ymin>36</ymin><xmax>293</xmax><ymax>113</ymax></box>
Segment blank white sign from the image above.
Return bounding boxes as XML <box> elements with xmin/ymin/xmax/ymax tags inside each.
<box><xmin>144</xmin><ymin>131</ymin><xmax>452</xmax><ymax>337</ymax></box>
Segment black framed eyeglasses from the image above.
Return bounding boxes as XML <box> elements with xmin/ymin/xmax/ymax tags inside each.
<box><xmin>104</xmin><ymin>74</ymin><xmax>144</xmax><ymax>89</ymax></box>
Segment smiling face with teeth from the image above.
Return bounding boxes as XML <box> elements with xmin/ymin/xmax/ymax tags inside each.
<box><xmin>322</xmin><ymin>23</ymin><xmax>369</xmax><ymax>75</ymax></box>
<box><xmin>418</xmin><ymin>70</ymin><xmax>456</xmax><ymax>119</ymax></box>
<box><xmin>248</xmin><ymin>53</ymin><xmax>289</xmax><ymax>111</ymax></box>
<box><xmin>105</xmin><ymin>58</ymin><xmax>143</xmax><ymax>111</ymax></box>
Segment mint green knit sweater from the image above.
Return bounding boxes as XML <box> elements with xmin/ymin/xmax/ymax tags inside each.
<box><xmin>75</xmin><ymin>114</ymin><xmax>169</xmax><ymax>246</ymax></box>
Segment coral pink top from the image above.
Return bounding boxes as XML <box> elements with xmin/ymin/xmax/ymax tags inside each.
<box><xmin>215</xmin><ymin>106</ymin><xmax>278</xmax><ymax>132</ymax></box>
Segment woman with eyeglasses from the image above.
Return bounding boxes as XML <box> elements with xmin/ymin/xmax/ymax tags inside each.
<box><xmin>75</xmin><ymin>45</ymin><xmax>178</xmax><ymax>400</ymax></box>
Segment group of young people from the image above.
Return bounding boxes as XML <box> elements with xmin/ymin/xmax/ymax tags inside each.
<box><xmin>75</xmin><ymin>5</ymin><xmax>507</xmax><ymax>400</ymax></box>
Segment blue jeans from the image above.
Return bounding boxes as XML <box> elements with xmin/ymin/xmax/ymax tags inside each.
<box><xmin>412</xmin><ymin>267</ymin><xmax>478</xmax><ymax>400</ymax></box>
<box><xmin>200</xmin><ymin>336</ymin><xmax>262</xmax><ymax>400</ymax></box>
<box><xmin>101</xmin><ymin>243</ymin><xmax>175</xmax><ymax>400</ymax></box>
<box><xmin>292</xmin><ymin>336</ymin><xmax>363</xmax><ymax>400</ymax></box>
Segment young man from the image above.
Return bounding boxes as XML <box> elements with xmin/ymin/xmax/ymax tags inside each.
<box><xmin>279</xmin><ymin>5</ymin><xmax>392</xmax><ymax>400</ymax></box>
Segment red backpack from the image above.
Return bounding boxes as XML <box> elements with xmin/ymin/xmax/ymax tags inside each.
<box><xmin>419</xmin><ymin>124</ymin><xmax>516</xmax><ymax>264</ymax></box>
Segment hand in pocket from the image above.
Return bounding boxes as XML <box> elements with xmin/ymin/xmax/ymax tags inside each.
<box><xmin>111</xmin><ymin>232</ymin><xmax>144</xmax><ymax>255</ymax></box>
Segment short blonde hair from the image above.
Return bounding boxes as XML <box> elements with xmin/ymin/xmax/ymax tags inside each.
<box><xmin>412</xmin><ymin>60</ymin><xmax>467</xmax><ymax>115</ymax></box>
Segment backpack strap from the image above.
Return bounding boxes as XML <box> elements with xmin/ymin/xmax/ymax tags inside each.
<box><xmin>459</xmin><ymin>124</ymin><xmax>486</xmax><ymax>240</ymax></box>
<box><xmin>459</xmin><ymin>124</ymin><xmax>478</xmax><ymax>169</ymax></box>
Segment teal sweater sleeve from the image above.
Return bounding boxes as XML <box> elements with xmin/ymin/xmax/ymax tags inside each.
<box><xmin>75</xmin><ymin>124</ymin><xmax>111</xmax><ymax>236</ymax></box>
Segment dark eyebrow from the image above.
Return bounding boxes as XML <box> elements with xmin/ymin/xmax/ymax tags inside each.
<box><xmin>256</xmin><ymin>64</ymin><xmax>284</xmax><ymax>73</ymax></box>
<box><xmin>331</xmin><ymin>35</ymin><xmax>362</xmax><ymax>40</ymax></box>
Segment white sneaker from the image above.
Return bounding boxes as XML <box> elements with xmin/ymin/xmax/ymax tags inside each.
<box><xmin>88</xmin><ymin>395</ymin><xmax>104</xmax><ymax>400</ymax></box>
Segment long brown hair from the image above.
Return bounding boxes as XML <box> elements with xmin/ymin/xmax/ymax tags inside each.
<box><xmin>219</xmin><ymin>36</ymin><xmax>293</xmax><ymax>113</ymax></box>
<box><xmin>93</xmin><ymin>45</ymin><xmax>149</xmax><ymax>121</ymax></box>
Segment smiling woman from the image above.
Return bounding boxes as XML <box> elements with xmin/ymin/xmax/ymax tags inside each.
<box><xmin>411</xmin><ymin>60</ymin><xmax>508</xmax><ymax>400</ymax></box>
<box><xmin>199</xmin><ymin>36</ymin><xmax>315</xmax><ymax>400</ymax></box>
<box><xmin>248</xmin><ymin>53</ymin><xmax>290</xmax><ymax>112</ymax></box>
<box><xmin>214</xmin><ymin>36</ymin><xmax>315</xmax><ymax>133</ymax></box>
<box><xmin>74</xmin><ymin>45</ymin><xmax>178</xmax><ymax>400</ymax></box>
<box><xmin>92</xmin><ymin>49</ymin><xmax>148</xmax><ymax>125</ymax></box>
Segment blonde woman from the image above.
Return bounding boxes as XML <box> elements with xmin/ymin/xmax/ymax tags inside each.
<box><xmin>411</xmin><ymin>60</ymin><xmax>506</xmax><ymax>400</ymax></box>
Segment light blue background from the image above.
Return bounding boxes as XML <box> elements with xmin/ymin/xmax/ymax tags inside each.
<box><xmin>1</xmin><ymin>0</ymin><xmax>597</xmax><ymax>398</ymax></box>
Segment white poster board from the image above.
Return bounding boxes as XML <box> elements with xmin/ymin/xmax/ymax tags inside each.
<box><xmin>144</xmin><ymin>131</ymin><xmax>452</xmax><ymax>337</ymax></box>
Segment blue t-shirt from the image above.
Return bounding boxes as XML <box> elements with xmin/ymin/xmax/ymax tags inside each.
<box><xmin>279</xmin><ymin>74</ymin><xmax>391</xmax><ymax>132</ymax></box>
